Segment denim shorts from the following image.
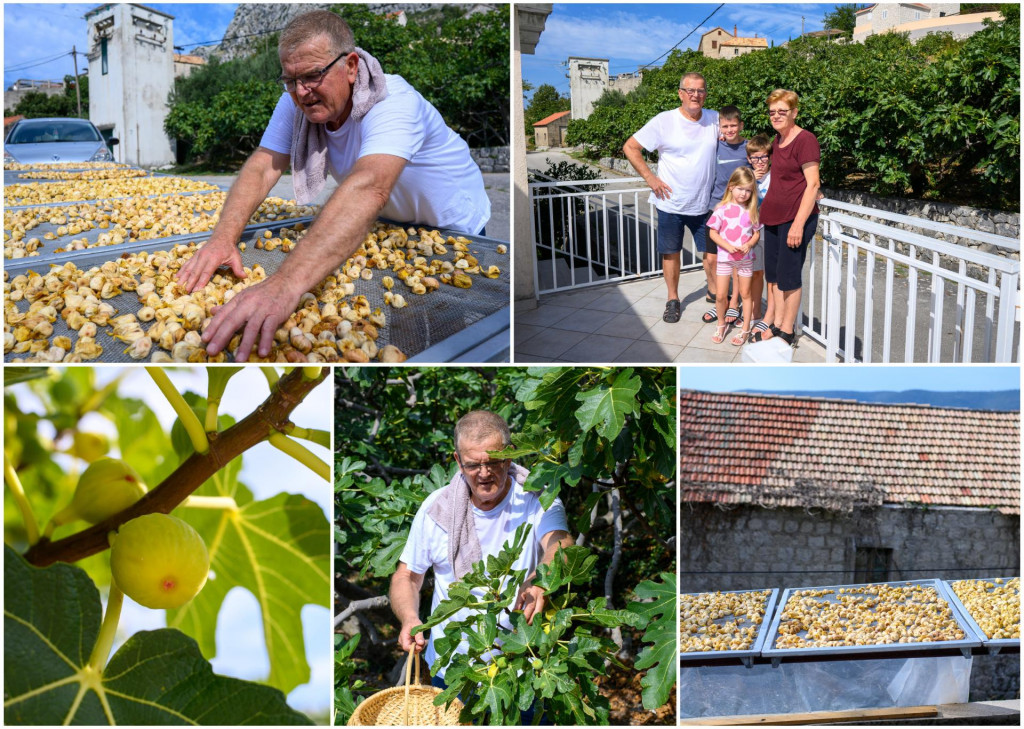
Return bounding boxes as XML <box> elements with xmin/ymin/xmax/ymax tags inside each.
<box><xmin>656</xmin><ymin>208</ymin><xmax>707</xmax><ymax>254</ymax></box>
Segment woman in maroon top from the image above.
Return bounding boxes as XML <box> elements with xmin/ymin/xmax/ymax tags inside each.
<box><xmin>756</xmin><ymin>89</ymin><xmax>821</xmax><ymax>345</ymax></box>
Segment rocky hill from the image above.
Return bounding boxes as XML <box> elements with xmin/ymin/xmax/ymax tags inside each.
<box><xmin>194</xmin><ymin>3</ymin><xmax>501</xmax><ymax>61</ymax></box>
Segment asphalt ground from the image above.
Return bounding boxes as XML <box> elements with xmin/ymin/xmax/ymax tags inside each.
<box><xmin>191</xmin><ymin>171</ymin><xmax>510</xmax><ymax>242</ymax></box>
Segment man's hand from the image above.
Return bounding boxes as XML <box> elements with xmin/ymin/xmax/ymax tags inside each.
<box><xmin>201</xmin><ymin>274</ymin><xmax>301</xmax><ymax>360</ymax></box>
<box><xmin>176</xmin><ymin>235</ymin><xmax>247</xmax><ymax>293</ymax></box>
<box><xmin>399</xmin><ymin>621</ymin><xmax>426</xmax><ymax>653</ymax></box>
<box><xmin>514</xmin><ymin>582</ymin><xmax>546</xmax><ymax>625</ymax></box>
<box><xmin>647</xmin><ymin>176</ymin><xmax>673</xmax><ymax>201</ymax></box>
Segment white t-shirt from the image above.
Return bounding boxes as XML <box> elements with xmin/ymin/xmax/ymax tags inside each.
<box><xmin>260</xmin><ymin>75</ymin><xmax>490</xmax><ymax>233</ymax></box>
<box><xmin>399</xmin><ymin>476</ymin><xmax>569</xmax><ymax>677</ymax></box>
<box><xmin>632</xmin><ymin>107</ymin><xmax>719</xmax><ymax>215</ymax></box>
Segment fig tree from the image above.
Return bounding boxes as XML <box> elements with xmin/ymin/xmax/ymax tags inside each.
<box><xmin>52</xmin><ymin>457</ymin><xmax>147</xmax><ymax>527</ymax></box>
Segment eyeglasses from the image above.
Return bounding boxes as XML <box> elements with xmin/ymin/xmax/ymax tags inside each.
<box><xmin>679</xmin><ymin>87</ymin><xmax>708</xmax><ymax>96</ymax></box>
<box><xmin>768</xmin><ymin>109</ymin><xmax>792</xmax><ymax>117</ymax></box>
<box><xmin>458</xmin><ymin>458</ymin><xmax>510</xmax><ymax>474</ymax></box>
<box><xmin>277</xmin><ymin>51</ymin><xmax>347</xmax><ymax>92</ymax></box>
<box><xmin>749</xmin><ymin>155</ymin><xmax>770</xmax><ymax>163</ymax></box>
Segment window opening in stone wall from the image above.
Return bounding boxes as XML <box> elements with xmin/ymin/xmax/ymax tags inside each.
<box><xmin>854</xmin><ymin>546</ymin><xmax>893</xmax><ymax>583</ymax></box>
<box><xmin>101</xmin><ymin>37</ymin><xmax>108</xmax><ymax>75</ymax></box>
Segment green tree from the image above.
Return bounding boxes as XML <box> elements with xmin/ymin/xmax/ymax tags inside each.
<box><xmin>823</xmin><ymin>3</ymin><xmax>865</xmax><ymax>37</ymax></box>
<box><xmin>6</xmin><ymin>75</ymin><xmax>88</xmax><ymax>119</ymax></box>
<box><xmin>334</xmin><ymin>367</ymin><xmax>676</xmax><ymax>725</ymax></box>
<box><xmin>4</xmin><ymin>367</ymin><xmax>332</xmax><ymax>725</ymax></box>
<box><xmin>525</xmin><ymin>83</ymin><xmax>571</xmax><ymax>131</ymax></box>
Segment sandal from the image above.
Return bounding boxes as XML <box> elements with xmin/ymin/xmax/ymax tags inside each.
<box><xmin>701</xmin><ymin>308</ymin><xmax>718</xmax><ymax>323</ymax></box>
<box><xmin>731</xmin><ymin>329</ymin><xmax>752</xmax><ymax>346</ymax></box>
<box><xmin>663</xmin><ymin>299</ymin><xmax>682</xmax><ymax>323</ymax></box>
<box><xmin>704</xmin><ymin>291</ymin><xmax>716</xmax><ymax>303</ymax></box>
<box><xmin>725</xmin><ymin>306</ymin><xmax>742</xmax><ymax>325</ymax></box>
<box><xmin>775</xmin><ymin>328</ymin><xmax>795</xmax><ymax>346</ymax></box>
<box><xmin>711</xmin><ymin>324</ymin><xmax>728</xmax><ymax>344</ymax></box>
<box><xmin>750</xmin><ymin>321</ymin><xmax>772</xmax><ymax>342</ymax></box>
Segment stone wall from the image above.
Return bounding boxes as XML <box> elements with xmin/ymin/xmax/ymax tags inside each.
<box><xmin>471</xmin><ymin>146</ymin><xmax>509</xmax><ymax>173</ymax></box>
<box><xmin>679</xmin><ymin>503</ymin><xmax>1020</xmax><ymax>700</ymax></box>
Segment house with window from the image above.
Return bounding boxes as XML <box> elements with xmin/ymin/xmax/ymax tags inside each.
<box><xmin>853</xmin><ymin>3</ymin><xmax>1003</xmax><ymax>43</ymax></box>
<box><xmin>698</xmin><ymin>25</ymin><xmax>768</xmax><ymax>59</ymax></box>
<box><xmin>532</xmin><ymin>110</ymin><xmax>571</xmax><ymax>148</ymax></box>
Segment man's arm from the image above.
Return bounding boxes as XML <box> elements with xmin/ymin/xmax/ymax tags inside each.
<box><xmin>201</xmin><ymin>152</ymin><xmax>407</xmax><ymax>360</ymax></box>
<box><xmin>177</xmin><ymin>147</ymin><xmax>288</xmax><ymax>292</ymax></box>
<box><xmin>623</xmin><ymin>136</ymin><xmax>671</xmax><ymax>200</ymax></box>
<box><xmin>390</xmin><ymin>561</ymin><xmax>427</xmax><ymax>653</ymax></box>
<box><xmin>515</xmin><ymin>528</ymin><xmax>574</xmax><ymax>624</ymax></box>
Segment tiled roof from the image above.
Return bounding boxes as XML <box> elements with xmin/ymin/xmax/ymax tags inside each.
<box><xmin>533</xmin><ymin>110</ymin><xmax>571</xmax><ymax>127</ymax></box>
<box><xmin>680</xmin><ymin>391</ymin><xmax>1020</xmax><ymax>515</ymax></box>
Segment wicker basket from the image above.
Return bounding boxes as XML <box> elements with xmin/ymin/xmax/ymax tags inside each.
<box><xmin>348</xmin><ymin>649</ymin><xmax>466</xmax><ymax>726</ymax></box>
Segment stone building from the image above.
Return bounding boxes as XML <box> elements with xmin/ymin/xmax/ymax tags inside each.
<box><xmin>679</xmin><ymin>390</ymin><xmax>1020</xmax><ymax>699</ymax></box>
<box><xmin>853</xmin><ymin>3</ymin><xmax>1003</xmax><ymax>43</ymax></box>
<box><xmin>85</xmin><ymin>3</ymin><xmax>176</xmax><ymax>166</ymax></box>
<box><xmin>567</xmin><ymin>56</ymin><xmax>608</xmax><ymax>120</ymax></box>
<box><xmin>532</xmin><ymin>110</ymin><xmax>570</xmax><ymax>148</ymax></box>
<box><xmin>698</xmin><ymin>25</ymin><xmax>768</xmax><ymax>59</ymax></box>
<box><xmin>172</xmin><ymin>53</ymin><xmax>206</xmax><ymax>79</ymax></box>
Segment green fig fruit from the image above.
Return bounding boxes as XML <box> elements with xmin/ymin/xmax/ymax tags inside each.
<box><xmin>52</xmin><ymin>457</ymin><xmax>147</xmax><ymax>526</ymax></box>
<box><xmin>110</xmin><ymin>513</ymin><xmax>209</xmax><ymax>609</ymax></box>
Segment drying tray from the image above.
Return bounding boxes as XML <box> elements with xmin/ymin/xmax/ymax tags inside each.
<box><xmin>4</xmin><ymin>166</ymin><xmax>155</xmax><ymax>187</ymax></box>
<box><xmin>941</xmin><ymin>577</ymin><xmax>1020</xmax><ymax>655</ymax></box>
<box><xmin>679</xmin><ymin>588</ymin><xmax>780</xmax><ymax>668</ymax></box>
<box><xmin>4</xmin><ymin>218</ymin><xmax>510</xmax><ymax>364</ymax></box>
<box><xmin>760</xmin><ymin>579</ymin><xmax>982</xmax><ymax>666</ymax></box>
<box><xmin>4</xmin><ymin>197</ymin><xmax>312</xmax><ymax>260</ymax></box>
<box><xmin>3</xmin><ymin>176</ymin><xmax>227</xmax><ymax>208</ymax></box>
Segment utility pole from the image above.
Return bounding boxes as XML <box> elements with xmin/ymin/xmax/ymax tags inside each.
<box><xmin>71</xmin><ymin>46</ymin><xmax>82</xmax><ymax>118</ymax></box>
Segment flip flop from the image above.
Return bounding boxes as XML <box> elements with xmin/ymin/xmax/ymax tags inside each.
<box><xmin>701</xmin><ymin>308</ymin><xmax>718</xmax><ymax>323</ymax></box>
<box><xmin>663</xmin><ymin>299</ymin><xmax>682</xmax><ymax>323</ymax></box>
<box><xmin>750</xmin><ymin>321</ymin><xmax>772</xmax><ymax>342</ymax></box>
<box><xmin>724</xmin><ymin>307</ymin><xmax>741</xmax><ymax>325</ymax></box>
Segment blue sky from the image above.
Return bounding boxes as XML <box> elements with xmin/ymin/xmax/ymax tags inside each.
<box><xmin>4</xmin><ymin>3</ymin><xmax>238</xmax><ymax>89</ymax></box>
<box><xmin>523</xmin><ymin>3</ymin><xmax>842</xmax><ymax>99</ymax></box>
<box><xmin>679</xmin><ymin>365</ymin><xmax>1022</xmax><ymax>394</ymax></box>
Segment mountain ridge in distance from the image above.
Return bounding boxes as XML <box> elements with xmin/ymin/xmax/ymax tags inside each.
<box><xmin>733</xmin><ymin>389</ymin><xmax>1020</xmax><ymax>412</ymax></box>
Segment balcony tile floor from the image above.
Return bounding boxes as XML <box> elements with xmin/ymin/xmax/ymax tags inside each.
<box><xmin>514</xmin><ymin>270</ymin><xmax>827</xmax><ymax>363</ymax></box>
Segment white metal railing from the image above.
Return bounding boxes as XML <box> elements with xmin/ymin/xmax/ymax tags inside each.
<box><xmin>529</xmin><ymin>178</ymin><xmax>703</xmax><ymax>295</ymax></box>
<box><xmin>814</xmin><ymin>200</ymin><xmax>1019</xmax><ymax>363</ymax></box>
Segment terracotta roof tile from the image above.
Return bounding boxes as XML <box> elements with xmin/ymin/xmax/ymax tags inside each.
<box><xmin>533</xmin><ymin>110</ymin><xmax>571</xmax><ymax>127</ymax></box>
<box><xmin>679</xmin><ymin>391</ymin><xmax>1020</xmax><ymax>515</ymax></box>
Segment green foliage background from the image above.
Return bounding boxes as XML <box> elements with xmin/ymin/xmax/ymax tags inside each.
<box><xmin>565</xmin><ymin>11</ymin><xmax>1019</xmax><ymax>209</ymax></box>
<box><xmin>165</xmin><ymin>4</ymin><xmax>509</xmax><ymax>168</ymax></box>
<box><xmin>334</xmin><ymin>366</ymin><xmax>676</xmax><ymax>724</ymax></box>
<box><xmin>4</xmin><ymin>75</ymin><xmax>88</xmax><ymax>119</ymax></box>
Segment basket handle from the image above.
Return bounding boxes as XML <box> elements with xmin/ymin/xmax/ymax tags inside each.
<box><xmin>403</xmin><ymin>647</ymin><xmax>420</xmax><ymax>725</ymax></box>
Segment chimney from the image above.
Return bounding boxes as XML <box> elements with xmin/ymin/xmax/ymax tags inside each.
<box><xmin>734</xmin><ymin>24</ymin><xmax>738</xmax><ymax>36</ymax></box>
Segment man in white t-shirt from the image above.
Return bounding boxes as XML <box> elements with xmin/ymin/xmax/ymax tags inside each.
<box><xmin>623</xmin><ymin>72</ymin><xmax>719</xmax><ymax>324</ymax></box>
<box><xmin>176</xmin><ymin>10</ymin><xmax>490</xmax><ymax>361</ymax></box>
<box><xmin>390</xmin><ymin>410</ymin><xmax>573</xmax><ymax>684</ymax></box>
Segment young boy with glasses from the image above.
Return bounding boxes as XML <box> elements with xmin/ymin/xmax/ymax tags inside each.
<box><xmin>745</xmin><ymin>134</ymin><xmax>773</xmax><ymax>337</ymax></box>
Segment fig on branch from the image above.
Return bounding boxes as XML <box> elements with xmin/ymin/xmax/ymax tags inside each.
<box><xmin>51</xmin><ymin>457</ymin><xmax>146</xmax><ymax>527</ymax></box>
<box><xmin>67</xmin><ymin>431</ymin><xmax>110</xmax><ymax>462</ymax></box>
<box><xmin>110</xmin><ymin>513</ymin><xmax>209</xmax><ymax>609</ymax></box>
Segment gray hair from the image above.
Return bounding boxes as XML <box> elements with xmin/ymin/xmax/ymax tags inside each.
<box><xmin>679</xmin><ymin>72</ymin><xmax>706</xmax><ymax>89</ymax></box>
<box><xmin>279</xmin><ymin>10</ymin><xmax>355</xmax><ymax>56</ymax></box>
<box><xmin>454</xmin><ymin>411</ymin><xmax>511</xmax><ymax>455</ymax></box>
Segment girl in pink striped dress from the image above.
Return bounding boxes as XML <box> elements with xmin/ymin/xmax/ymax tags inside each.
<box><xmin>706</xmin><ymin>167</ymin><xmax>762</xmax><ymax>346</ymax></box>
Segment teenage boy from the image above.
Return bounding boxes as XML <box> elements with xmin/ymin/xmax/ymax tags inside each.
<box><xmin>701</xmin><ymin>106</ymin><xmax>749</xmax><ymax>326</ymax></box>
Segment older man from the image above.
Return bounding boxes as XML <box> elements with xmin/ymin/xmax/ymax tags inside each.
<box><xmin>623</xmin><ymin>72</ymin><xmax>719</xmax><ymax>323</ymax></box>
<box><xmin>390</xmin><ymin>410</ymin><xmax>572</xmax><ymax>686</ymax></box>
<box><xmin>177</xmin><ymin>10</ymin><xmax>490</xmax><ymax>361</ymax></box>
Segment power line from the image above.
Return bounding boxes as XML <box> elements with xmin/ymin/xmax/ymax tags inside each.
<box><xmin>642</xmin><ymin>3</ymin><xmax>725</xmax><ymax>69</ymax></box>
<box><xmin>5</xmin><ymin>50</ymin><xmax>74</xmax><ymax>74</ymax></box>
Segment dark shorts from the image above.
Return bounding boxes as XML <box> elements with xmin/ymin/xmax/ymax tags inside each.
<box><xmin>656</xmin><ymin>209</ymin><xmax>707</xmax><ymax>255</ymax></box>
<box><xmin>763</xmin><ymin>215</ymin><xmax>819</xmax><ymax>291</ymax></box>
<box><xmin>702</xmin><ymin>209</ymin><xmax>719</xmax><ymax>256</ymax></box>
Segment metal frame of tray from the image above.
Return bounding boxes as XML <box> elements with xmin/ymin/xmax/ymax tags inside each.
<box><xmin>760</xmin><ymin>579</ymin><xmax>983</xmax><ymax>667</ymax></box>
<box><xmin>941</xmin><ymin>577</ymin><xmax>1020</xmax><ymax>655</ymax></box>
<box><xmin>679</xmin><ymin>588</ymin><xmax>781</xmax><ymax>668</ymax></box>
<box><xmin>5</xmin><ymin>218</ymin><xmax>510</xmax><ymax>364</ymax></box>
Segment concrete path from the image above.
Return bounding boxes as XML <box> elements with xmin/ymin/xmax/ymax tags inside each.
<box><xmin>514</xmin><ymin>268</ymin><xmax>827</xmax><ymax>363</ymax></box>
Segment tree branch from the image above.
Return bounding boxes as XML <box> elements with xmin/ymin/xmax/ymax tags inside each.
<box><xmin>23</xmin><ymin>368</ymin><xmax>327</xmax><ymax>567</ymax></box>
<box><xmin>334</xmin><ymin>596</ymin><xmax>390</xmax><ymax>627</ymax></box>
